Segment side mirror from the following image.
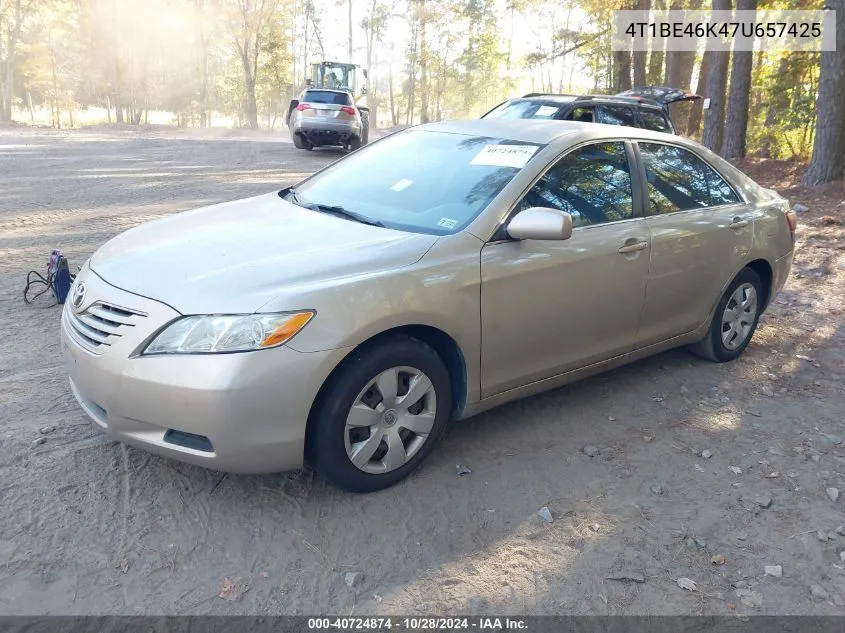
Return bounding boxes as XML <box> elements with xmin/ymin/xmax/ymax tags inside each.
<box><xmin>506</xmin><ymin>207</ymin><xmax>573</xmax><ymax>241</ymax></box>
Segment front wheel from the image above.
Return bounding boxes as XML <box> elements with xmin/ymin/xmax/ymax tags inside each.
<box><xmin>307</xmin><ymin>335</ymin><xmax>452</xmax><ymax>493</ymax></box>
<box><xmin>690</xmin><ymin>267</ymin><xmax>764</xmax><ymax>363</ymax></box>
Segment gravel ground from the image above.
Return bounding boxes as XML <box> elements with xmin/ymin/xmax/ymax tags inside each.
<box><xmin>1</xmin><ymin>129</ymin><xmax>844</xmax><ymax>616</ymax></box>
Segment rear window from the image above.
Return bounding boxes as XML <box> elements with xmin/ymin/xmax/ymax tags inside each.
<box><xmin>598</xmin><ymin>105</ymin><xmax>637</xmax><ymax>127</ymax></box>
<box><xmin>303</xmin><ymin>90</ymin><xmax>351</xmax><ymax>105</ymax></box>
<box><xmin>639</xmin><ymin>110</ymin><xmax>671</xmax><ymax>133</ymax></box>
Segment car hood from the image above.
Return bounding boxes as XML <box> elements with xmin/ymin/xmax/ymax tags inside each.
<box><xmin>90</xmin><ymin>192</ymin><xmax>438</xmax><ymax>314</ymax></box>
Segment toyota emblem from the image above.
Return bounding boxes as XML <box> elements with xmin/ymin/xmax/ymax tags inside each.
<box><xmin>71</xmin><ymin>281</ymin><xmax>87</xmax><ymax>309</ymax></box>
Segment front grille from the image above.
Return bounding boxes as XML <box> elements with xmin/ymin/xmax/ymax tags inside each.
<box><xmin>65</xmin><ymin>301</ymin><xmax>147</xmax><ymax>354</ymax></box>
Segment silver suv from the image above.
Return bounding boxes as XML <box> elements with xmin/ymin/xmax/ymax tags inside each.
<box><xmin>289</xmin><ymin>89</ymin><xmax>366</xmax><ymax>151</ymax></box>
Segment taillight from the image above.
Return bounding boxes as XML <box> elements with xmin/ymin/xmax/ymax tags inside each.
<box><xmin>340</xmin><ymin>106</ymin><xmax>357</xmax><ymax>115</ymax></box>
<box><xmin>785</xmin><ymin>208</ymin><xmax>797</xmax><ymax>233</ymax></box>
<box><xmin>296</xmin><ymin>103</ymin><xmax>310</xmax><ymax>111</ymax></box>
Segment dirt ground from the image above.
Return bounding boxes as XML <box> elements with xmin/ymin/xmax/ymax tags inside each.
<box><xmin>1</xmin><ymin>128</ymin><xmax>844</xmax><ymax>616</ymax></box>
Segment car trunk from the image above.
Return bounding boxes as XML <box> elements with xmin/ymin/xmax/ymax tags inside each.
<box><xmin>616</xmin><ymin>85</ymin><xmax>703</xmax><ymax>106</ymax></box>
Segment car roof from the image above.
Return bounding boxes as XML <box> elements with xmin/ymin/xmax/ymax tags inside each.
<box><xmin>413</xmin><ymin>119</ymin><xmax>679</xmax><ymax>146</ymax></box>
<box><xmin>304</xmin><ymin>88</ymin><xmax>349</xmax><ymax>94</ymax></box>
<box><xmin>510</xmin><ymin>93</ymin><xmax>664</xmax><ymax>109</ymax></box>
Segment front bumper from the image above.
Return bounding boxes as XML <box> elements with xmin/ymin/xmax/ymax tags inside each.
<box><xmin>61</xmin><ymin>268</ymin><xmax>350</xmax><ymax>474</ymax></box>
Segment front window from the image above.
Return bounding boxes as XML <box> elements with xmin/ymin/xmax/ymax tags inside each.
<box><xmin>483</xmin><ymin>100</ymin><xmax>570</xmax><ymax>120</ymax></box>
<box><xmin>515</xmin><ymin>141</ymin><xmax>634</xmax><ymax>227</ymax></box>
<box><xmin>287</xmin><ymin>130</ymin><xmax>545</xmax><ymax>235</ymax></box>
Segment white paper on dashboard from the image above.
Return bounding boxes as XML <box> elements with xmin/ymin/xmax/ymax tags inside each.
<box><xmin>470</xmin><ymin>144</ymin><xmax>538</xmax><ymax>168</ymax></box>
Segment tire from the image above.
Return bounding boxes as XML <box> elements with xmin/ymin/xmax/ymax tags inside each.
<box><xmin>307</xmin><ymin>335</ymin><xmax>452</xmax><ymax>493</ymax></box>
<box><xmin>689</xmin><ymin>267</ymin><xmax>764</xmax><ymax>363</ymax></box>
<box><xmin>292</xmin><ymin>133</ymin><xmax>312</xmax><ymax>151</ymax></box>
<box><xmin>360</xmin><ymin>112</ymin><xmax>369</xmax><ymax>145</ymax></box>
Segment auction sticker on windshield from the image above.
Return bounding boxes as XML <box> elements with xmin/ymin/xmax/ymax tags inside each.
<box><xmin>470</xmin><ymin>144</ymin><xmax>538</xmax><ymax>168</ymax></box>
<box><xmin>390</xmin><ymin>179</ymin><xmax>414</xmax><ymax>192</ymax></box>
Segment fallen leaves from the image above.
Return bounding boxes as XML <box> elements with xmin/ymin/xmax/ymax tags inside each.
<box><xmin>218</xmin><ymin>577</ymin><xmax>248</xmax><ymax>601</ymax></box>
<box><xmin>677</xmin><ymin>577</ymin><xmax>698</xmax><ymax>591</ymax></box>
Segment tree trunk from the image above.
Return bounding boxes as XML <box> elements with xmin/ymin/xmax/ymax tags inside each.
<box><xmin>802</xmin><ymin>0</ymin><xmax>845</xmax><ymax>185</ymax></box>
<box><xmin>49</xmin><ymin>33</ymin><xmax>60</xmax><ymax>129</ymax></box>
<box><xmin>26</xmin><ymin>91</ymin><xmax>34</xmax><ymax>121</ymax></box>
<box><xmin>196</xmin><ymin>0</ymin><xmax>209</xmax><ymax>128</ymax></box>
<box><xmin>419</xmin><ymin>4</ymin><xmax>429</xmax><ymax>123</ymax></box>
<box><xmin>663</xmin><ymin>0</ymin><xmax>685</xmax><ymax>87</ymax></box>
<box><xmin>240</xmin><ymin>42</ymin><xmax>259</xmax><ymax>128</ymax></box>
<box><xmin>406</xmin><ymin>18</ymin><xmax>418</xmax><ymax>125</ymax></box>
<box><xmin>722</xmin><ymin>0</ymin><xmax>756</xmax><ymax>161</ymax></box>
<box><xmin>348</xmin><ymin>0</ymin><xmax>354</xmax><ymax>61</ymax></box>
<box><xmin>646</xmin><ymin>0</ymin><xmax>666</xmax><ymax>84</ymax></box>
<box><xmin>701</xmin><ymin>0</ymin><xmax>732</xmax><ymax>154</ymax></box>
<box><xmin>630</xmin><ymin>0</ymin><xmax>649</xmax><ymax>87</ymax></box>
<box><xmin>1</xmin><ymin>0</ymin><xmax>27</xmax><ymax>122</ymax></box>
<box><xmin>613</xmin><ymin>46</ymin><xmax>632</xmax><ymax>92</ymax></box>
<box><xmin>389</xmin><ymin>44</ymin><xmax>397</xmax><ymax>126</ymax></box>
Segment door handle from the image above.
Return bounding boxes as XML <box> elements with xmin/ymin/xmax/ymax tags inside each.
<box><xmin>729</xmin><ymin>217</ymin><xmax>750</xmax><ymax>229</ymax></box>
<box><xmin>618</xmin><ymin>240</ymin><xmax>649</xmax><ymax>254</ymax></box>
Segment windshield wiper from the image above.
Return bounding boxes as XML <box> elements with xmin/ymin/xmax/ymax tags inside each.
<box><xmin>281</xmin><ymin>187</ymin><xmax>384</xmax><ymax>227</ymax></box>
<box><xmin>305</xmin><ymin>203</ymin><xmax>385</xmax><ymax>227</ymax></box>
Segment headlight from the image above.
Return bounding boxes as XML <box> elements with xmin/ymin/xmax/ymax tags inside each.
<box><xmin>142</xmin><ymin>311</ymin><xmax>314</xmax><ymax>355</ymax></box>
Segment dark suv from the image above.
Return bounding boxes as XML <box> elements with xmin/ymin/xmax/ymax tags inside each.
<box><xmin>481</xmin><ymin>86</ymin><xmax>701</xmax><ymax>135</ymax></box>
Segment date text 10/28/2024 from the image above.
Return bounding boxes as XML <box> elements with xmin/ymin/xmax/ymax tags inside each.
<box><xmin>307</xmin><ymin>618</ymin><xmax>528</xmax><ymax>631</ymax></box>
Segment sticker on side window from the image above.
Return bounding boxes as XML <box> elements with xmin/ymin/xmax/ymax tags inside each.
<box><xmin>437</xmin><ymin>218</ymin><xmax>458</xmax><ymax>229</ymax></box>
<box><xmin>390</xmin><ymin>179</ymin><xmax>413</xmax><ymax>192</ymax></box>
<box><xmin>470</xmin><ymin>144</ymin><xmax>538</xmax><ymax>168</ymax></box>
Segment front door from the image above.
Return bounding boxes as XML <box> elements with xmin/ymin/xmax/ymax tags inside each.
<box><xmin>480</xmin><ymin>141</ymin><xmax>651</xmax><ymax>398</ymax></box>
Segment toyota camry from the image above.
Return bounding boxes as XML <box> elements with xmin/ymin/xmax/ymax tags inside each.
<box><xmin>61</xmin><ymin>120</ymin><xmax>796</xmax><ymax>492</ymax></box>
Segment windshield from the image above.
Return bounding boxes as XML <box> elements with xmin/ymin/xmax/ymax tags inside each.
<box><xmin>287</xmin><ymin>130</ymin><xmax>545</xmax><ymax>235</ymax></box>
<box><xmin>483</xmin><ymin>100</ymin><xmax>571</xmax><ymax>120</ymax></box>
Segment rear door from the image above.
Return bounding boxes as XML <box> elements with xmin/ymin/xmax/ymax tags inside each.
<box><xmin>633</xmin><ymin>140</ymin><xmax>753</xmax><ymax>347</ymax></box>
<box><xmin>596</xmin><ymin>104</ymin><xmax>638</xmax><ymax>128</ymax></box>
<box><xmin>636</xmin><ymin>108</ymin><xmax>673</xmax><ymax>134</ymax></box>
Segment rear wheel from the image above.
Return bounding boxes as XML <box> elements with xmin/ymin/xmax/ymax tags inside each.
<box><xmin>690</xmin><ymin>267</ymin><xmax>764</xmax><ymax>363</ymax></box>
<box><xmin>360</xmin><ymin>112</ymin><xmax>370</xmax><ymax>145</ymax></box>
<box><xmin>292</xmin><ymin>134</ymin><xmax>312</xmax><ymax>151</ymax></box>
<box><xmin>307</xmin><ymin>335</ymin><xmax>451</xmax><ymax>493</ymax></box>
